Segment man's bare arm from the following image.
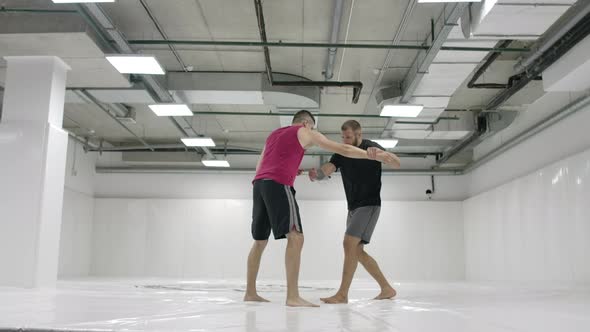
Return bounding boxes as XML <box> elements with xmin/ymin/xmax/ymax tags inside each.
<box><xmin>369</xmin><ymin>147</ymin><xmax>401</xmax><ymax>169</ymax></box>
<box><xmin>298</xmin><ymin>128</ymin><xmax>399</xmax><ymax>166</ymax></box>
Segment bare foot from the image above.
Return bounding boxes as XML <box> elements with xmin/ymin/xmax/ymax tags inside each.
<box><xmin>286</xmin><ymin>297</ymin><xmax>320</xmax><ymax>307</ymax></box>
<box><xmin>244</xmin><ymin>294</ymin><xmax>270</xmax><ymax>302</ymax></box>
<box><xmin>374</xmin><ymin>287</ymin><xmax>396</xmax><ymax>300</ymax></box>
<box><xmin>320</xmin><ymin>293</ymin><xmax>348</xmax><ymax>304</ymax></box>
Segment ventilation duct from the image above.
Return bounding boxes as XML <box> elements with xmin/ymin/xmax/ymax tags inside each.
<box><xmin>65</xmin><ymin>72</ymin><xmax>320</xmax><ymax>109</ymax></box>
<box><xmin>461</xmin><ymin>0</ymin><xmax>575</xmax><ymax>39</ymax></box>
<box><xmin>542</xmin><ymin>34</ymin><xmax>590</xmax><ymax>92</ymax></box>
<box><xmin>436</xmin><ymin>110</ymin><xmax>519</xmax><ymax>166</ymax></box>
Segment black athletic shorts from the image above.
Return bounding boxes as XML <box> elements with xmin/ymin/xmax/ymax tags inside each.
<box><xmin>252</xmin><ymin>179</ymin><xmax>303</xmax><ymax>240</ymax></box>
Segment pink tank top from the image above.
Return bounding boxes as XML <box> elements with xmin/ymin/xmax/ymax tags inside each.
<box><xmin>253</xmin><ymin>125</ymin><xmax>305</xmax><ymax>187</ymax></box>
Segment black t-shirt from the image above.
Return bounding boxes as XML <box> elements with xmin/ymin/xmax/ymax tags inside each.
<box><xmin>330</xmin><ymin>139</ymin><xmax>383</xmax><ymax>211</ymax></box>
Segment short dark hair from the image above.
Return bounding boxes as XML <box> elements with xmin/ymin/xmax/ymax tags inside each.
<box><xmin>341</xmin><ymin>120</ymin><xmax>361</xmax><ymax>132</ymax></box>
<box><xmin>292</xmin><ymin>110</ymin><xmax>316</xmax><ymax>125</ymax></box>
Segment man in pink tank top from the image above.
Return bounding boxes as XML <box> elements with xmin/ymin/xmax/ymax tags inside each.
<box><xmin>244</xmin><ymin>110</ymin><xmax>399</xmax><ymax>307</ymax></box>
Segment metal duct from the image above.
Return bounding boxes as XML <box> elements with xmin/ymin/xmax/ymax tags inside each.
<box><xmin>324</xmin><ymin>0</ymin><xmax>344</xmax><ymax>80</ymax></box>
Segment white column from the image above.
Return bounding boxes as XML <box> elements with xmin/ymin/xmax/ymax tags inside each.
<box><xmin>0</xmin><ymin>56</ymin><xmax>71</xmax><ymax>288</ymax></box>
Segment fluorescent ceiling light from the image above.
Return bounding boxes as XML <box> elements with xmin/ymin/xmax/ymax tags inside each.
<box><xmin>106</xmin><ymin>55</ymin><xmax>165</xmax><ymax>75</ymax></box>
<box><xmin>418</xmin><ymin>0</ymin><xmax>480</xmax><ymax>3</ymax></box>
<box><xmin>380</xmin><ymin>104</ymin><xmax>424</xmax><ymax>118</ymax></box>
<box><xmin>149</xmin><ymin>104</ymin><xmax>193</xmax><ymax>117</ymax></box>
<box><xmin>181</xmin><ymin>137</ymin><xmax>216</xmax><ymax>147</ymax></box>
<box><xmin>53</xmin><ymin>0</ymin><xmax>115</xmax><ymax>2</ymax></box>
<box><xmin>202</xmin><ymin>160</ymin><xmax>230</xmax><ymax>168</ymax></box>
<box><xmin>371</xmin><ymin>139</ymin><xmax>399</xmax><ymax>149</ymax></box>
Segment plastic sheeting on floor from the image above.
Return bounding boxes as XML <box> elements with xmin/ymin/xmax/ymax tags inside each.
<box><xmin>0</xmin><ymin>279</ymin><xmax>589</xmax><ymax>331</ymax></box>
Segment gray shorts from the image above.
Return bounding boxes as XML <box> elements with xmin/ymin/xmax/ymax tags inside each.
<box><xmin>346</xmin><ymin>206</ymin><xmax>381</xmax><ymax>244</ymax></box>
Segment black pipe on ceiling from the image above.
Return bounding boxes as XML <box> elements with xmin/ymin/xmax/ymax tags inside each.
<box><xmin>252</xmin><ymin>0</ymin><xmax>363</xmax><ymax>104</ymax></box>
<box><xmin>467</xmin><ymin>40</ymin><xmax>514</xmax><ymax>89</ymax></box>
<box><xmin>486</xmin><ymin>12</ymin><xmax>590</xmax><ymax>110</ymax></box>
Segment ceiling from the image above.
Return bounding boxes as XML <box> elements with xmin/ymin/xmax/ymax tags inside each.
<box><xmin>0</xmin><ymin>0</ymin><xmax>583</xmax><ymax>170</ymax></box>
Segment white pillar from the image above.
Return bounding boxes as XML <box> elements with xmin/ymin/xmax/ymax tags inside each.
<box><xmin>0</xmin><ymin>56</ymin><xmax>71</xmax><ymax>288</ymax></box>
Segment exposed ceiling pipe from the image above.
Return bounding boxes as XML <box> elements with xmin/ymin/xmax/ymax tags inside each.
<box><xmin>0</xmin><ymin>7</ymin><xmax>77</xmax><ymax>14</ymax></box>
<box><xmin>389</xmin><ymin>117</ymin><xmax>457</xmax><ymax>125</ymax></box>
<box><xmin>435</xmin><ymin>109</ymin><xmax>521</xmax><ymax>167</ymax></box>
<box><xmin>252</xmin><ymin>0</ymin><xmax>363</xmax><ymax>103</ymax></box>
<box><xmin>514</xmin><ymin>0</ymin><xmax>590</xmax><ymax>73</ymax></box>
<box><xmin>253</xmin><ymin>0</ymin><xmax>274</xmax><ymax>85</ymax></box>
<box><xmin>87</xmin><ymin>144</ymin><xmax>438</xmax><ymax>157</ymax></box>
<box><xmin>138</xmin><ymin>0</ymin><xmax>188</xmax><ymax>72</ymax></box>
<box><xmin>72</xmin><ymin>89</ymin><xmax>129</xmax><ymax>118</ymax></box>
<box><xmin>400</xmin><ymin>3</ymin><xmax>467</xmax><ymax>103</ymax></box>
<box><xmin>434</xmin><ymin>131</ymin><xmax>480</xmax><ymax>166</ymax></box>
<box><xmin>88</xmin><ymin>144</ymin><xmax>258</xmax><ymax>152</ymax></box>
<box><xmin>67</xmin><ymin>131</ymin><xmax>100</xmax><ymax>150</ymax></box>
<box><xmin>467</xmin><ymin>40</ymin><xmax>513</xmax><ymax>89</ymax></box>
<box><xmin>3</xmin><ymin>4</ymin><xmax>520</xmax><ymax>52</ymax></box>
<box><xmin>324</xmin><ymin>0</ymin><xmax>344</xmax><ymax>80</ymax></box>
<box><xmin>486</xmin><ymin>12</ymin><xmax>590</xmax><ymax>110</ymax></box>
<box><xmin>0</xmin><ymin>86</ymin><xmax>3</xmax><ymax>122</ymax></box>
<box><xmin>464</xmin><ymin>93</ymin><xmax>590</xmax><ymax>174</ymax></box>
<box><xmin>335</xmin><ymin>0</ymin><xmax>354</xmax><ymax>81</ymax></box>
<box><xmin>362</xmin><ymin>0</ymin><xmax>417</xmax><ymax>114</ymax></box>
<box><xmin>187</xmin><ymin>110</ymin><xmax>459</xmax><ymax>124</ymax></box>
<box><xmin>495</xmin><ymin>3</ymin><xmax>570</xmax><ymax>7</ymax></box>
<box><xmin>127</xmin><ymin>39</ymin><xmax>528</xmax><ymax>53</ymax></box>
<box><xmin>80</xmin><ymin>90</ymin><xmax>154</xmax><ymax>151</ymax></box>
<box><xmin>380</xmin><ymin>2</ymin><xmax>467</xmax><ymax>137</ymax></box>
<box><xmin>78</xmin><ymin>89</ymin><xmax>155</xmax><ymax>152</ymax></box>
<box><xmin>437</xmin><ymin>18</ymin><xmax>590</xmax><ymax>166</ymax></box>
<box><xmin>272</xmin><ymin>80</ymin><xmax>363</xmax><ymax>104</ymax></box>
<box><xmin>95</xmin><ymin>166</ymin><xmax>462</xmax><ymax>176</ymax></box>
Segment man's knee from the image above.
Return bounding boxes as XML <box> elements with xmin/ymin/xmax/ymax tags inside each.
<box><xmin>287</xmin><ymin>231</ymin><xmax>304</xmax><ymax>248</ymax></box>
<box><xmin>343</xmin><ymin>235</ymin><xmax>361</xmax><ymax>253</ymax></box>
<box><xmin>254</xmin><ymin>240</ymin><xmax>268</xmax><ymax>250</ymax></box>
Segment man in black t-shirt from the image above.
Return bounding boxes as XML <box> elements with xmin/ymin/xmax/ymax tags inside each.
<box><xmin>308</xmin><ymin>120</ymin><xmax>401</xmax><ymax>304</ymax></box>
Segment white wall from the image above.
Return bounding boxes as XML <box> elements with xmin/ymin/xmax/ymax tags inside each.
<box><xmin>92</xmin><ymin>198</ymin><xmax>464</xmax><ymax>281</ymax></box>
<box><xmin>65</xmin><ymin>141</ymin><xmax>469</xmax><ymax>281</ymax></box>
<box><xmin>463</xmin><ymin>147</ymin><xmax>590</xmax><ymax>282</ymax></box>
<box><xmin>89</xmin><ymin>157</ymin><xmax>468</xmax><ymax>281</ymax></box>
<box><xmin>461</xmin><ymin>92</ymin><xmax>590</xmax><ymax>282</ymax></box>
<box><xmin>469</xmin><ymin>91</ymin><xmax>590</xmax><ymax>196</ymax></box>
<box><xmin>58</xmin><ymin>138</ymin><xmax>96</xmax><ymax>277</ymax></box>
